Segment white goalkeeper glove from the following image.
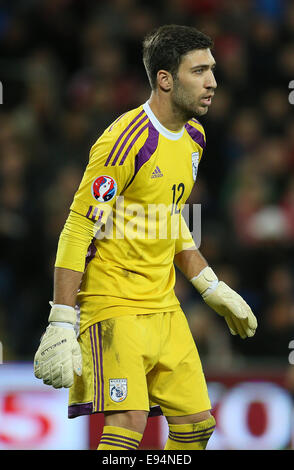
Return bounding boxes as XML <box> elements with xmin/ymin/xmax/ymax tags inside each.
<box><xmin>191</xmin><ymin>267</ymin><xmax>257</xmax><ymax>339</ymax></box>
<box><xmin>34</xmin><ymin>302</ymin><xmax>82</xmax><ymax>388</ymax></box>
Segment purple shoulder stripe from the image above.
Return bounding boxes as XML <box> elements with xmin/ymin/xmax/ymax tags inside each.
<box><xmin>112</xmin><ymin>114</ymin><xmax>148</xmax><ymax>166</ymax></box>
<box><xmin>185</xmin><ymin>122</ymin><xmax>206</xmax><ymax>149</ymax></box>
<box><xmin>105</xmin><ymin>109</ymin><xmax>145</xmax><ymax>166</ymax></box>
<box><xmin>125</xmin><ymin>122</ymin><xmax>159</xmax><ymax>188</ymax></box>
<box><xmin>119</xmin><ymin>121</ymin><xmax>149</xmax><ymax>166</ymax></box>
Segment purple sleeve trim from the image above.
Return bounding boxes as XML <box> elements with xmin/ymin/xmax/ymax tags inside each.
<box><xmin>86</xmin><ymin>205</ymin><xmax>93</xmax><ymax>218</ymax></box>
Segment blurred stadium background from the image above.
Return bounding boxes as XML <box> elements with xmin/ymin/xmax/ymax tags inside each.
<box><xmin>0</xmin><ymin>0</ymin><xmax>294</xmax><ymax>450</ymax></box>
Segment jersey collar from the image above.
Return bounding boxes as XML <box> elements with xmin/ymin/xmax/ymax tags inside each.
<box><xmin>143</xmin><ymin>101</ymin><xmax>184</xmax><ymax>141</ymax></box>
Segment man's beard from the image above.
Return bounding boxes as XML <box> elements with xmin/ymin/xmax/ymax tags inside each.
<box><xmin>171</xmin><ymin>81</ymin><xmax>206</xmax><ymax>121</ymax></box>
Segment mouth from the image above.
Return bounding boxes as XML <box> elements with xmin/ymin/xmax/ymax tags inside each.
<box><xmin>200</xmin><ymin>94</ymin><xmax>214</xmax><ymax>106</ymax></box>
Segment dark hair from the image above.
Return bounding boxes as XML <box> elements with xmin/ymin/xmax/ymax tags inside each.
<box><xmin>143</xmin><ymin>24</ymin><xmax>213</xmax><ymax>89</ymax></box>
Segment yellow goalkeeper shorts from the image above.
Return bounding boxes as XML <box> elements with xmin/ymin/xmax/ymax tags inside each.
<box><xmin>68</xmin><ymin>309</ymin><xmax>211</xmax><ymax>418</ymax></box>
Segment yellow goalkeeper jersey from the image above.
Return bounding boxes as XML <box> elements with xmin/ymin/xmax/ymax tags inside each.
<box><xmin>65</xmin><ymin>101</ymin><xmax>206</xmax><ymax>331</ymax></box>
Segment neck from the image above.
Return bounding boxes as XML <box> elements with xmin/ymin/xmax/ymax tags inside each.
<box><xmin>148</xmin><ymin>91</ymin><xmax>186</xmax><ymax>132</ymax></box>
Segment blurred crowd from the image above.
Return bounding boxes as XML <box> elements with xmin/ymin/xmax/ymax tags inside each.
<box><xmin>0</xmin><ymin>0</ymin><xmax>293</xmax><ymax>370</ymax></box>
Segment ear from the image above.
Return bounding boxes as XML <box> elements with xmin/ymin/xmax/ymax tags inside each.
<box><xmin>157</xmin><ymin>70</ymin><xmax>173</xmax><ymax>92</ymax></box>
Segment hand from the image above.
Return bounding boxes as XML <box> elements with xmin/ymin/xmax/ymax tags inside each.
<box><xmin>191</xmin><ymin>267</ymin><xmax>258</xmax><ymax>339</ymax></box>
<box><xmin>202</xmin><ymin>281</ymin><xmax>257</xmax><ymax>339</ymax></box>
<box><xmin>34</xmin><ymin>304</ymin><xmax>82</xmax><ymax>388</ymax></box>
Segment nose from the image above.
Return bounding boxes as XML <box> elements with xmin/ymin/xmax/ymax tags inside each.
<box><xmin>205</xmin><ymin>70</ymin><xmax>217</xmax><ymax>90</ymax></box>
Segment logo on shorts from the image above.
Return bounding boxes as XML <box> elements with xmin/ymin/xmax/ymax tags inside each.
<box><xmin>92</xmin><ymin>175</ymin><xmax>117</xmax><ymax>202</ymax></box>
<box><xmin>109</xmin><ymin>378</ymin><xmax>127</xmax><ymax>402</ymax></box>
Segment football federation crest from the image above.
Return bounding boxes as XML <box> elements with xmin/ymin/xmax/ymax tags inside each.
<box><xmin>109</xmin><ymin>378</ymin><xmax>128</xmax><ymax>402</ymax></box>
<box><xmin>192</xmin><ymin>151</ymin><xmax>199</xmax><ymax>181</ymax></box>
<box><xmin>92</xmin><ymin>175</ymin><xmax>117</xmax><ymax>202</ymax></box>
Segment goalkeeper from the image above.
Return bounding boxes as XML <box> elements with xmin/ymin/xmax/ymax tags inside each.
<box><xmin>34</xmin><ymin>25</ymin><xmax>257</xmax><ymax>451</ymax></box>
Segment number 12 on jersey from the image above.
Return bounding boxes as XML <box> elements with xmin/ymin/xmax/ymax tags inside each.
<box><xmin>171</xmin><ymin>183</ymin><xmax>185</xmax><ymax>214</ymax></box>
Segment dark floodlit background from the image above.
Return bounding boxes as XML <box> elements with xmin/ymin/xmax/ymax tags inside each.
<box><xmin>0</xmin><ymin>0</ymin><xmax>294</xmax><ymax>450</ymax></box>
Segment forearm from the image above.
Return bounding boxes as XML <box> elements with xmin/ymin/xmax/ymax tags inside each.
<box><xmin>55</xmin><ymin>210</ymin><xmax>95</xmax><ymax>272</ymax></box>
<box><xmin>53</xmin><ymin>267</ymin><xmax>84</xmax><ymax>307</ymax></box>
<box><xmin>175</xmin><ymin>214</ymin><xmax>196</xmax><ymax>255</ymax></box>
<box><xmin>53</xmin><ymin>210</ymin><xmax>96</xmax><ymax>306</ymax></box>
<box><xmin>174</xmin><ymin>248</ymin><xmax>208</xmax><ymax>280</ymax></box>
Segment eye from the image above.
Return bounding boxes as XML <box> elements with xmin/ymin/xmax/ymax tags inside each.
<box><xmin>193</xmin><ymin>68</ymin><xmax>204</xmax><ymax>74</ymax></box>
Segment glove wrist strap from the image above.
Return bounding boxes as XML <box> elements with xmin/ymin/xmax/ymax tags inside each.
<box><xmin>50</xmin><ymin>321</ymin><xmax>75</xmax><ymax>329</ymax></box>
<box><xmin>48</xmin><ymin>302</ymin><xmax>76</xmax><ymax>325</ymax></box>
<box><xmin>190</xmin><ymin>266</ymin><xmax>219</xmax><ymax>296</ymax></box>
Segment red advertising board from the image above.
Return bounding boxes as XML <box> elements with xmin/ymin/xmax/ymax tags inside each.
<box><xmin>0</xmin><ymin>364</ymin><xmax>293</xmax><ymax>450</ymax></box>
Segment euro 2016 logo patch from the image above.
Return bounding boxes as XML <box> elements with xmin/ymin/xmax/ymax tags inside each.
<box><xmin>92</xmin><ymin>175</ymin><xmax>117</xmax><ymax>203</ymax></box>
<box><xmin>192</xmin><ymin>151</ymin><xmax>199</xmax><ymax>181</ymax></box>
<box><xmin>109</xmin><ymin>378</ymin><xmax>128</xmax><ymax>402</ymax></box>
